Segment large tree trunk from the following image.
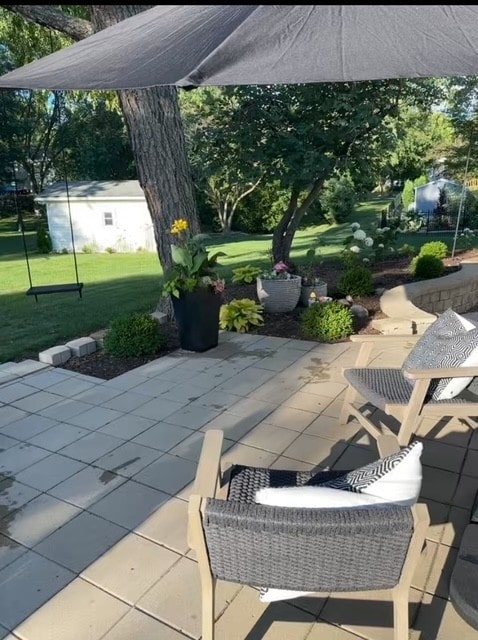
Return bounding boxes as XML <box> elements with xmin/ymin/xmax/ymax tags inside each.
<box><xmin>89</xmin><ymin>6</ymin><xmax>200</xmax><ymax>275</ymax></box>
<box><xmin>272</xmin><ymin>179</ymin><xmax>324</xmax><ymax>263</ymax></box>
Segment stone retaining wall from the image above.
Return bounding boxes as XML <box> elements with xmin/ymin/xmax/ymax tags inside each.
<box><xmin>372</xmin><ymin>261</ymin><xmax>478</xmax><ymax>335</ymax></box>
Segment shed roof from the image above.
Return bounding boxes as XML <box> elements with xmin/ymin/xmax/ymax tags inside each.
<box><xmin>36</xmin><ymin>180</ymin><xmax>144</xmax><ymax>201</ymax></box>
<box><xmin>415</xmin><ymin>178</ymin><xmax>464</xmax><ymax>192</ymax></box>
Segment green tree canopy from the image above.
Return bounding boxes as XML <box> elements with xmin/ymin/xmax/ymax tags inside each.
<box><xmin>220</xmin><ymin>79</ymin><xmax>443</xmax><ymax>261</ymax></box>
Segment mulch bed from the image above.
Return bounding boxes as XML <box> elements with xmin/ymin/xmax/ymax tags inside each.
<box><xmin>60</xmin><ymin>250</ymin><xmax>476</xmax><ymax>380</ymax></box>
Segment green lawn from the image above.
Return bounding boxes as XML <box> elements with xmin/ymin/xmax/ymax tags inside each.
<box><xmin>2</xmin><ymin>195</ymin><xmax>472</xmax><ymax>362</ymax></box>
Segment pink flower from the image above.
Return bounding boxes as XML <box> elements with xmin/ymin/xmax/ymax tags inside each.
<box><xmin>273</xmin><ymin>261</ymin><xmax>289</xmax><ymax>273</ymax></box>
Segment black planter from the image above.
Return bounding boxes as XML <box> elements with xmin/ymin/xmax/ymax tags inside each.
<box><xmin>172</xmin><ymin>288</ymin><xmax>221</xmax><ymax>352</ymax></box>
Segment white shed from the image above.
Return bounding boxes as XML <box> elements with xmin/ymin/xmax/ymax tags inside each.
<box><xmin>35</xmin><ymin>180</ymin><xmax>156</xmax><ymax>253</ymax></box>
<box><xmin>414</xmin><ymin>178</ymin><xmax>467</xmax><ymax>215</ymax></box>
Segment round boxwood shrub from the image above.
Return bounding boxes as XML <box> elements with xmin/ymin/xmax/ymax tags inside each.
<box><xmin>411</xmin><ymin>254</ymin><xmax>445</xmax><ymax>279</ymax></box>
<box><xmin>301</xmin><ymin>301</ymin><xmax>354</xmax><ymax>342</ymax></box>
<box><xmin>418</xmin><ymin>241</ymin><xmax>448</xmax><ymax>260</ymax></box>
<box><xmin>104</xmin><ymin>313</ymin><xmax>164</xmax><ymax>357</ymax></box>
<box><xmin>337</xmin><ymin>266</ymin><xmax>374</xmax><ymax>297</ymax></box>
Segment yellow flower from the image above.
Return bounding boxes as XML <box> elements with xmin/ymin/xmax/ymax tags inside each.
<box><xmin>171</xmin><ymin>219</ymin><xmax>189</xmax><ymax>235</ymax></box>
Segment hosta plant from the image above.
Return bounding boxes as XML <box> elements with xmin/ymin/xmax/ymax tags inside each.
<box><xmin>232</xmin><ymin>265</ymin><xmax>263</xmax><ymax>285</ymax></box>
<box><xmin>219</xmin><ymin>298</ymin><xmax>264</xmax><ymax>333</ymax></box>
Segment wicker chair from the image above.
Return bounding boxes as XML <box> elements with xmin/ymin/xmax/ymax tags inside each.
<box><xmin>340</xmin><ymin>334</ymin><xmax>478</xmax><ymax>446</ymax></box>
<box><xmin>188</xmin><ymin>430</ymin><xmax>429</xmax><ymax>640</ymax></box>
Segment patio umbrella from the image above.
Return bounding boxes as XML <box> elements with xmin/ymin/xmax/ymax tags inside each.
<box><xmin>1</xmin><ymin>5</ymin><xmax>478</xmax><ymax>90</ymax></box>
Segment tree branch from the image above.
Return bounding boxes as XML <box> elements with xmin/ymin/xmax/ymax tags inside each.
<box><xmin>296</xmin><ymin>177</ymin><xmax>324</xmax><ymax>216</ymax></box>
<box><xmin>3</xmin><ymin>5</ymin><xmax>93</xmax><ymax>41</ymax></box>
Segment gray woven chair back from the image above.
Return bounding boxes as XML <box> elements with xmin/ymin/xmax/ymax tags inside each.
<box><xmin>203</xmin><ymin>498</ymin><xmax>414</xmax><ymax>592</ymax></box>
<box><xmin>344</xmin><ymin>368</ymin><xmax>478</xmax><ymax>411</ymax></box>
<box><xmin>227</xmin><ymin>465</ymin><xmax>345</xmax><ymax>503</ymax></box>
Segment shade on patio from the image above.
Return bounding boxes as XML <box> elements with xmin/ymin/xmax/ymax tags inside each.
<box><xmin>1</xmin><ymin>5</ymin><xmax>478</xmax><ymax>90</ymax></box>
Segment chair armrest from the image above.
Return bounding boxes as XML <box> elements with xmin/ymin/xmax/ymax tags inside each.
<box><xmin>350</xmin><ymin>334</ymin><xmax>421</xmax><ymax>344</ymax></box>
<box><xmin>191</xmin><ymin>429</ymin><xmax>224</xmax><ymax>498</ymax></box>
<box><xmin>404</xmin><ymin>366</ymin><xmax>478</xmax><ymax>380</ymax></box>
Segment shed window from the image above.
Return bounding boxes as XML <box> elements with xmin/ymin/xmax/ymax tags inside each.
<box><xmin>103</xmin><ymin>212</ymin><xmax>114</xmax><ymax>226</ymax></box>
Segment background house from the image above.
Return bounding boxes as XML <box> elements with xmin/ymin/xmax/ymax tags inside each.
<box><xmin>414</xmin><ymin>178</ymin><xmax>468</xmax><ymax>215</ymax></box>
<box><xmin>35</xmin><ymin>180</ymin><xmax>155</xmax><ymax>253</ymax></box>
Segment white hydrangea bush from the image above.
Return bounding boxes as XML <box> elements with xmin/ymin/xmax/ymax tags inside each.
<box><xmin>342</xmin><ymin>220</ymin><xmax>401</xmax><ymax>265</ymax></box>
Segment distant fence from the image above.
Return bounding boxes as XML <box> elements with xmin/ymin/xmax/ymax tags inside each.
<box><xmin>465</xmin><ymin>178</ymin><xmax>478</xmax><ymax>188</ymax></box>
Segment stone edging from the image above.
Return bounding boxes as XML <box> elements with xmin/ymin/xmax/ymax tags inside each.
<box><xmin>372</xmin><ymin>261</ymin><xmax>478</xmax><ymax>335</ymax></box>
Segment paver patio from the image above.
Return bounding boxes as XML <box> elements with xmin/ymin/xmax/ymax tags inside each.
<box><xmin>0</xmin><ymin>332</ymin><xmax>476</xmax><ymax>639</ymax></box>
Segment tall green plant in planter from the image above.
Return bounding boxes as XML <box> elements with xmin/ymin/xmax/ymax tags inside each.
<box><xmin>162</xmin><ymin>219</ymin><xmax>225</xmax><ymax>351</ymax></box>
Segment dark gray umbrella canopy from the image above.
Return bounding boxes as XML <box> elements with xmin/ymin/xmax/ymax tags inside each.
<box><xmin>1</xmin><ymin>5</ymin><xmax>478</xmax><ymax>90</ymax></box>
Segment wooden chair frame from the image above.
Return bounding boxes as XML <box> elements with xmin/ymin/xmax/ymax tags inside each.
<box><xmin>340</xmin><ymin>334</ymin><xmax>478</xmax><ymax>446</ymax></box>
<box><xmin>188</xmin><ymin>430</ymin><xmax>429</xmax><ymax>640</ymax></box>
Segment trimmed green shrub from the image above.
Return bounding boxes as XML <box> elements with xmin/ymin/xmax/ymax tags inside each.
<box><xmin>37</xmin><ymin>225</ymin><xmax>52</xmax><ymax>254</ymax></box>
<box><xmin>319</xmin><ymin>172</ymin><xmax>357</xmax><ymax>224</ymax></box>
<box><xmin>337</xmin><ymin>266</ymin><xmax>374</xmax><ymax>297</ymax></box>
<box><xmin>418</xmin><ymin>241</ymin><xmax>448</xmax><ymax>260</ymax></box>
<box><xmin>105</xmin><ymin>246</ymin><xmax>117</xmax><ymax>254</ymax></box>
<box><xmin>81</xmin><ymin>243</ymin><xmax>97</xmax><ymax>254</ymax></box>
<box><xmin>301</xmin><ymin>301</ymin><xmax>354</xmax><ymax>342</ymax></box>
<box><xmin>401</xmin><ymin>180</ymin><xmax>415</xmax><ymax>211</ymax></box>
<box><xmin>397</xmin><ymin>243</ymin><xmax>417</xmax><ymax>257</ymax></box>
<box><xmin>219</xmin><ymin>299</ymin><xmax>264</xmax><ymax>333</ymax></box>
<box><xmin>411</xmin><ymin>254</ymin><xmax>444</xmax><ymax>279</ymax></box>
<box><xmin>232</xmin><ymin>265</ymin><xmax>262</xmax><ymax>284</ymax></box>
<box><xmin>104</xmin><ymin>313</ymin><xmax>164</xmax><ymax>357</ymax></box>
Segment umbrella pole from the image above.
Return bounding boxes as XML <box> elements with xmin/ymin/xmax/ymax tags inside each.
<box><xmin>451</xmin><ymin>136</ymin><xmax>473</xmax><ymax>259</ymax></box>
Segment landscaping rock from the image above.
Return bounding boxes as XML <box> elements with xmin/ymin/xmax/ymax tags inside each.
<box><xmin>65</xmin><ymin>337</ymin><xmax>97</xmax><ymax>357</ymax></box>
<box><xmin>350</xmin><ymin>304</ymin><xmax>369</xmax><ymax>319</ymax></box>
<box><xmin>338</xmin><ymin>298</ymin><xmax>351</xmax><ymax>307</ymax></box>
<box><xmin>151</xmin><ymin>310</ymin><xmax>168</xmax><ymax>325</ymax></box>
<box><xmin>89</xmin><ymin>329</ymin><xmax>108</xmax><ymax>348</ymax></box>
<box><xmin>375</xmin><ymin>287</ymin><xmax>386</xmax><ymax>296</ymax></box>
<box><xmin>39</xmin><ymin>345</ymin><xmax>71</xmax><ymax>365</ymax></box>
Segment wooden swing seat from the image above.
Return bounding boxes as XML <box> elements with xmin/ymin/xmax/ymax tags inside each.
<box><xmin>26</xmin><ymin>282</ymin><xmax>83</xmax><ymax>302</ymax></box>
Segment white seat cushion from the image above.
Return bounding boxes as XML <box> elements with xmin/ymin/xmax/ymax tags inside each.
<box><xmin>255</xmin><ymin>440</ymin><xmax>423</xmax><ymax>602</ymax></box>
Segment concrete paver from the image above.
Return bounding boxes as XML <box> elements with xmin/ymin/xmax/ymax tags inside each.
<box><xmin>0</xmin><ymin>493</ymin><xmax>81</xmax><ymax>547</ymax></box>
<box><xmin>93</xmin><ymin>441</ymin><xmax>162</xmax><ymax>477</ymax></box>
<box><xmin>15</xmin><ymin>454</ymin><xmax>86</xmax><ymax>491</ymax></box>
<box><xmin>47</xmin><ymin>465</ymin><xmax>126</xmax><ymax>509</ymax></box>
<box><xmin>58</xmin><ymin>431</ymin><xmax>124</xmax><ymax>464</ymax></box>
<box><xmin>34</xmin><ymin>510</ymin><xmax>127</xmax><ymax>572</ymax></box>
<box><xmin>27</xmin><ymin>423</ymin><xmax>91</xmax><ymax>451</ymax></box>
<box><xmin>0</xmin><ymin>551</ymin><xmax>74</xmax><ymax>630</ymax></box>
<box><xmin>0</xmin><ymin>415</ymin><xmax>59</xmax><ymax>442</ymax></box>
<box><xmin>0</xmin><ymin>443</ymin><xmax>51</xmax><ymax>477</ymax></box>
<box><xmin>82</xmin><ymin>532</ymin><xmax>180</xmax><ymax>604</ymax></box>
<box><xmin>14</xmin><ymin>577</ymin><xmax>129</xmax><ymax>640</ymax></box>
<box><xmin>87</xmin><ymin>480</ymin><xmax>169</xmax><ymax>530</ymax></box>
<box><xmin>131</xmin><ymin>421</ymin><xmax>193</xmax><ymax>452</ymax></box>
<box><xmin>137</xmin><ymin>556</ymin><xmax>241</xmax><ymax>639</ymax></box>
<box><xmin>0</xmin><ymin>533</ymin><xmax>28</xmax><ymax>571</ymax></box>
<box><xmin>100</xmin><ymin>610</ymin><xmax>187</xmax><ymax>640</ymax></box>
<box><xmin>0</xmin><ymin>332</ymin><xmax>475</xmax><ymax>639</ymax></box>
<box><xmin>133</xmin><ymin>453</ymin><xmax>197</xmax><ymax>495</ymax></box>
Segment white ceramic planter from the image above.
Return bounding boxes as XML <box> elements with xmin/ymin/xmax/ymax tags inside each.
<box><xmin>257</xmin><ymin>275</ymin><xmax>302</xmax><ymax>313</ymax></box>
